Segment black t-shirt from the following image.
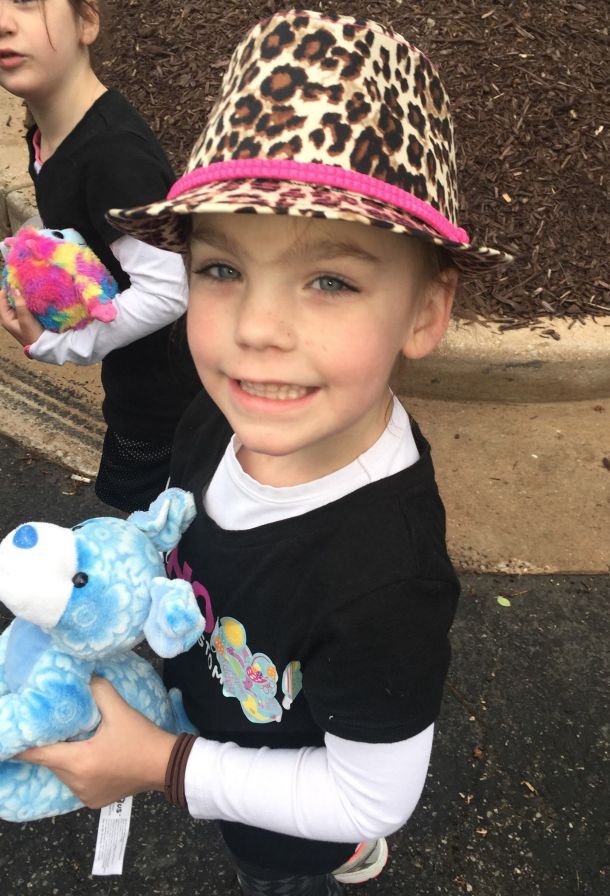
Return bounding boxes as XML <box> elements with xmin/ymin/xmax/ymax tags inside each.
<box><xmin>27</xmin><ymin>89</ymin><xmax>199</xmax><ymax>440</ymax></box>
<box><xmin>164</xmin><ymin>391</ymin><xmax>460</xmax><ymax>873</ymax></box>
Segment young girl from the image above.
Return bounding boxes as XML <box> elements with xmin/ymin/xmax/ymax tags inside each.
<box><xmin>0</xmin><ymin>0</ymin><xmax>200</xmax><ymax>512</ymax></box>
<box><xmin>19</xmin><ymin>9</ymin><xmax>512</xmax><ymax>894</ymax></box>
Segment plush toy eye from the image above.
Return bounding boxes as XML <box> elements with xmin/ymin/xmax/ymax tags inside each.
<box><xmin>72</xmin><ymin>572</ymin><xmax>89</xmax><ymax>588</ymax></box>
<box><xmin>51</xmin><ymin>230</ymin><xmax>65</xmax><ymax>240</ymax></box>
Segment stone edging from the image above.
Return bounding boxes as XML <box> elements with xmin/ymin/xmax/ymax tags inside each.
<box><xmin>2</xmin><ymin>185</ymin><xmax>38</xmax><ymax>238</ymax></box>
<box><xmin>396</xmin><ymin>316</ymin><xmax>610</xmax><ymax>402</ymax></box>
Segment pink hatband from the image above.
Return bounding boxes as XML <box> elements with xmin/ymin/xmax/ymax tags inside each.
<box><xmin>167</xmin><ymin>160</ymin><xmax>470</xmax><ymax>244</ymax></box>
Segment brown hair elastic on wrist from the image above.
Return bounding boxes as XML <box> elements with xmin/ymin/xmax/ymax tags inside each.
<box><xmin>164</xmin><ymin>733</ymin><xmax>198</xmax><ymax>808</ymax></box>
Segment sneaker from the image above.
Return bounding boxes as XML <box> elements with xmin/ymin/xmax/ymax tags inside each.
<box><xmin>332</xmin><ymin>838</ymin><xmax>388</xmax><ymax>884</ymax></box>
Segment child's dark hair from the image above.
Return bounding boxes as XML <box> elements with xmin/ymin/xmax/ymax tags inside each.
<box><xmin>66</xmin><ymin>0</ymin><xmax>101</xmax><ymax>25</ymax></box>
<box><xmin>69</xmin><ymin>0</ymin><xmax>111</xmax><ymax>59</ymax></box>
<box><xmin>417</xmin><ymin>241</ymin><xmax>454</xmax><ymax>281</ymax></box>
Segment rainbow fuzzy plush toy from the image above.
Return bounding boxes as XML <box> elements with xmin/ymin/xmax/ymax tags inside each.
<box><xmin>0</xmin><ymin>226</ymin><xmax>118</xmax><ymax>332</ymax></box>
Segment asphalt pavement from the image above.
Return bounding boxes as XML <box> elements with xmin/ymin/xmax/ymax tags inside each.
<box><xmin>0</xmin><ymin>434</ymin><xmax>607</xmax><ymax>896</ymax></box>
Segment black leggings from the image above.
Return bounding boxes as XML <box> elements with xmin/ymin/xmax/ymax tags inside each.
<box><xmin>232</xmin><ymin>863</ymin><xmax>343</xmax><ymax>896</ymax></box>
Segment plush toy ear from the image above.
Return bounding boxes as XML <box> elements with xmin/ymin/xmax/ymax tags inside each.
<box><xmin>25</xmin><ymin>239</ymin><xmax>43</xmax><ymax>260</ymax></box>
<box><xmin>128</xmin><ymin>488</ymin><xmax>196</xmax><ymax>552</ymax></box>
<box><xmin>0</xmin><ymin>235</ymin><xmax>14</xmax><ymax>261</ymax></box>
<box><xmin>39</xmin><ymin>227</ymin><xmax>87</xmax><ymax>246</ymax></box>
<box><xmin>144</xmin><ymin>577</ymin><xmax>205</xmax><ymax>658</ymax></box>
<box><xmin>89</xmin><ymin>302</ymin><xmax>117</xmax><ymax>323</ymax></box>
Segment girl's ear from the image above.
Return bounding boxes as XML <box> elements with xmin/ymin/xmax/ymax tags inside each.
<box><xmin>79</xmin><ymin>3</ymin><xmax>101</xmax><ymax>47</ymax></box>
<box><xmin>401</xmin><ymin>267</ymin><xmax>458</xmax><ymax>360</ymax></box>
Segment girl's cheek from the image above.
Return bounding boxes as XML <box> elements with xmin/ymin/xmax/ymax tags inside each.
<box><xmin>187</xmin><ymin>311</ymin><xmax>220</xmax><ymax>359</ymax></box>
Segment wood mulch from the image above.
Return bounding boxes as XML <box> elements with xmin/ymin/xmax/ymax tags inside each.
<box><xmin>96</xmin><ymin>0</ymin><xmax>609</xmax><ymax>328</ymax></box>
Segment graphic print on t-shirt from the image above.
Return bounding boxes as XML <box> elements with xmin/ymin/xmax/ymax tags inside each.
<box><xmin>281</xmin><ymin>660</ymin><xmax>303</xmax><ymax>710</ymax></box>
<box><xmin>212</xmin><ymin>616</ymin><xmax>284</xmax><ymax>724</ymax></box>
<box><xmin>167</xmin><ymin>546</ymin><xmax>305</xmax><ymax>724</ymax></box>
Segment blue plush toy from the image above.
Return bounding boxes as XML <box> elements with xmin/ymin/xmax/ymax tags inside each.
<box><xmin>0</xmin><ymin>488</ymin><xmax>204</xmax><ymax>822</ymax></box>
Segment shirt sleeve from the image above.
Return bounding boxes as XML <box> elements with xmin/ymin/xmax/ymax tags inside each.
<box><xmin>303</xmin><ymin>577</ymin><xmax>457</xmax><ymax>743</ymax></box>
<box><xmin>83</xmin><ymin>132</ymin><xmax>173</xmax><ymax>246</ymax></box>
<box><xmin>184</xmin><ymin>725</ymin><xmax>434</xmax><ymax>842</ymax></box>
<box><xmin>28</xmin><ymin>236</ymin><xmax>188</xmax><ymax>365</ymax></box>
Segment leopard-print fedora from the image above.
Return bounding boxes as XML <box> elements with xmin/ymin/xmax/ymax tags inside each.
<box><xmin>108</xmin><ymin>9</ymin><xmax>513</xmax><ymax>273</ymax></box>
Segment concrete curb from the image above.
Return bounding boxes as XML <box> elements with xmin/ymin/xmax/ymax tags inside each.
<box><xmin>0</xmin><ymin>93</ymin><xmax>36</xmax><ymax>240</ymax></box>
<box><xmin>397</xmin><ymin>315</ymin><xmax>610</xmax><ymax>402</ymax></box>
<box><xmin>0</xmin><ymin>178</ymin><xmax>37</xmax><ymax>241</ymax></box>
<box><xmin>4</xmin><ymin>183</ymin><xmax>38</xmax><ymax>235</ymax></box>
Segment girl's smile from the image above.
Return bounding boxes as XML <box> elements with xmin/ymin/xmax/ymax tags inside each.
<box><xmin>234</xmin><ymin>380</ymin><xmax>317</xmax><ymax>403</ymax></box>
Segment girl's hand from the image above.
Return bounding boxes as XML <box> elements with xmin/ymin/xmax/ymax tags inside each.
<box><xmin>0</xmin><ymin>288</ymin><xmax>44</xmax><ymax>346</ymax></box>
<box><xmin>18</xmin><ymin>677</ymin><xmax>177</xmax><ymax>809</ymax></box>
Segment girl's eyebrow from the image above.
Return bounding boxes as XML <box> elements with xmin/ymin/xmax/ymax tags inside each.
<box><xmin>288</xmin><ymin>240</ymin><xmax>381</xmax><ymax>265</ymax></box>
<box><xmin>190</xmin><ymin>225</ymin><xmax>242</xmax><ymax>257</ymax></box>
<box><xmin>191</xmin><ymin>225</ymin><xmax>381</xmax><ymax>265</ymax></box>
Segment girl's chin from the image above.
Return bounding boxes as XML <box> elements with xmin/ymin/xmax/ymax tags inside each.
<box><xmin>236</xmin><ymin>443</ymin><xmax>329</xmax><ymax>487</ymax></box>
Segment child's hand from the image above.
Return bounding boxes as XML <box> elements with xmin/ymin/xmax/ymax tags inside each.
<box><xmin>17</xmin><ymin>676</ymin><xmax>177</xmax><ymax>809</ymax></box>
<box><xmin>0</xmin><ymin>288</ymin><xmax>44</xmax><ymax>346</ymax></box>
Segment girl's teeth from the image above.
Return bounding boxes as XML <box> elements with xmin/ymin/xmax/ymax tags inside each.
<box><xmin>240</xmin><ymin>381</ymin><xmax>309</xmax><ymax>400</ymax></box>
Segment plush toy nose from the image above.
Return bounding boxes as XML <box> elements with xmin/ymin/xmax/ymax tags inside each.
<box><xmin>0</xmin><ymin>522</ymin><xmax>78</xmax><ymax>630</ymax></box>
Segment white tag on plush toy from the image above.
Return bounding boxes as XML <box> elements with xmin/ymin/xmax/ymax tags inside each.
<box><xmin>92</xmin><ymin>797</ymin><xmax>133</xmax><ymax>875</ymax></box>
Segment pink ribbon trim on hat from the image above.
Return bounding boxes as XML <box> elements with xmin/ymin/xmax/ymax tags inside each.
<box><xmin>167</xmin><ymin>160</ymin><xmax>470</xmax><ymax>244</ymax></box>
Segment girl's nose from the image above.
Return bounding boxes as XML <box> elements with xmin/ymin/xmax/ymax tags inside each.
<box><xmin>234</xmin><ymin>290</ymin><xmax>295</xmax><ymax>352</ymax></box>
<box><xmin>0</xmin><ymin>3</ymin><xmax>17</xmax><ymax>34</ymax></box>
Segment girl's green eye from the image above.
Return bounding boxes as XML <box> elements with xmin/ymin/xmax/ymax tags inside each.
<box><xmin>200</xmin><ymin>263</ymin><xmax>240</xmax><ymax>280</ymax></box>
<box><xmin>312</xmin><ymin>276</ymin><xmax>354</xmax><ymax>293</ymax></box>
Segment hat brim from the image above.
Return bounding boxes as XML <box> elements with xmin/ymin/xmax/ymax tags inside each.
<box><xmin>108</xmin><ymin>179</ymin><xmax>513</xmax><ymax>274</ymax></box>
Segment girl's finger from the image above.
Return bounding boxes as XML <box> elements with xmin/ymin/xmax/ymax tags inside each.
<box><xmin>17</xmin><ymin>741</ymin><xmax>72</xmax><ymax>766</ymax></box>
<box><xmin>11</xmin><ymin>298</ymin><xmax>44</xmax><ymax>343</ymax></box>
<box><xmin>0</xmin><ymin>288</ymin><xmax>15</xmax><ymax>320</ymax></box>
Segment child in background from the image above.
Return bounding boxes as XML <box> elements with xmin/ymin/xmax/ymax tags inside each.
<box><xmin>0</xmin><ymin>0</ymin><xmax>200</xmax><ymax>512</ymax></box>
<box><xmin>19</xmin><ymin>9</ymin><xmax>512</xmax><ymax>894</ymax></box>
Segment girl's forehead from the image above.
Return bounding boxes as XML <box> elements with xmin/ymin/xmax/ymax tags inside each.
<box><xmin>190</xmin><ymin>213</ymin><xmax>411</xmax><ymax>261</ymax></box>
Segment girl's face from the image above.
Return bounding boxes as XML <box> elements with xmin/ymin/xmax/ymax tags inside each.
<box><xmin>188</xmin><ymin>213</ymin><xmax>455</xmax><ymax>487</ymax></box>
<box><xmin>0</xmin><ymin>0</ymin><xmax>97</xmax><ymax>103</ymax></box>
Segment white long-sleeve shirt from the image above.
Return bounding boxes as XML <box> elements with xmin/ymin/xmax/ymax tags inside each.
<box><xmin>29</xmin><ymin>235</ymin><xmax>188</xmax><ymax>365</ymax></box>
<box><xmin>184</xmin><ymin>398</ymin><xmax>435</xmax><ymax>842</ymax></box>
